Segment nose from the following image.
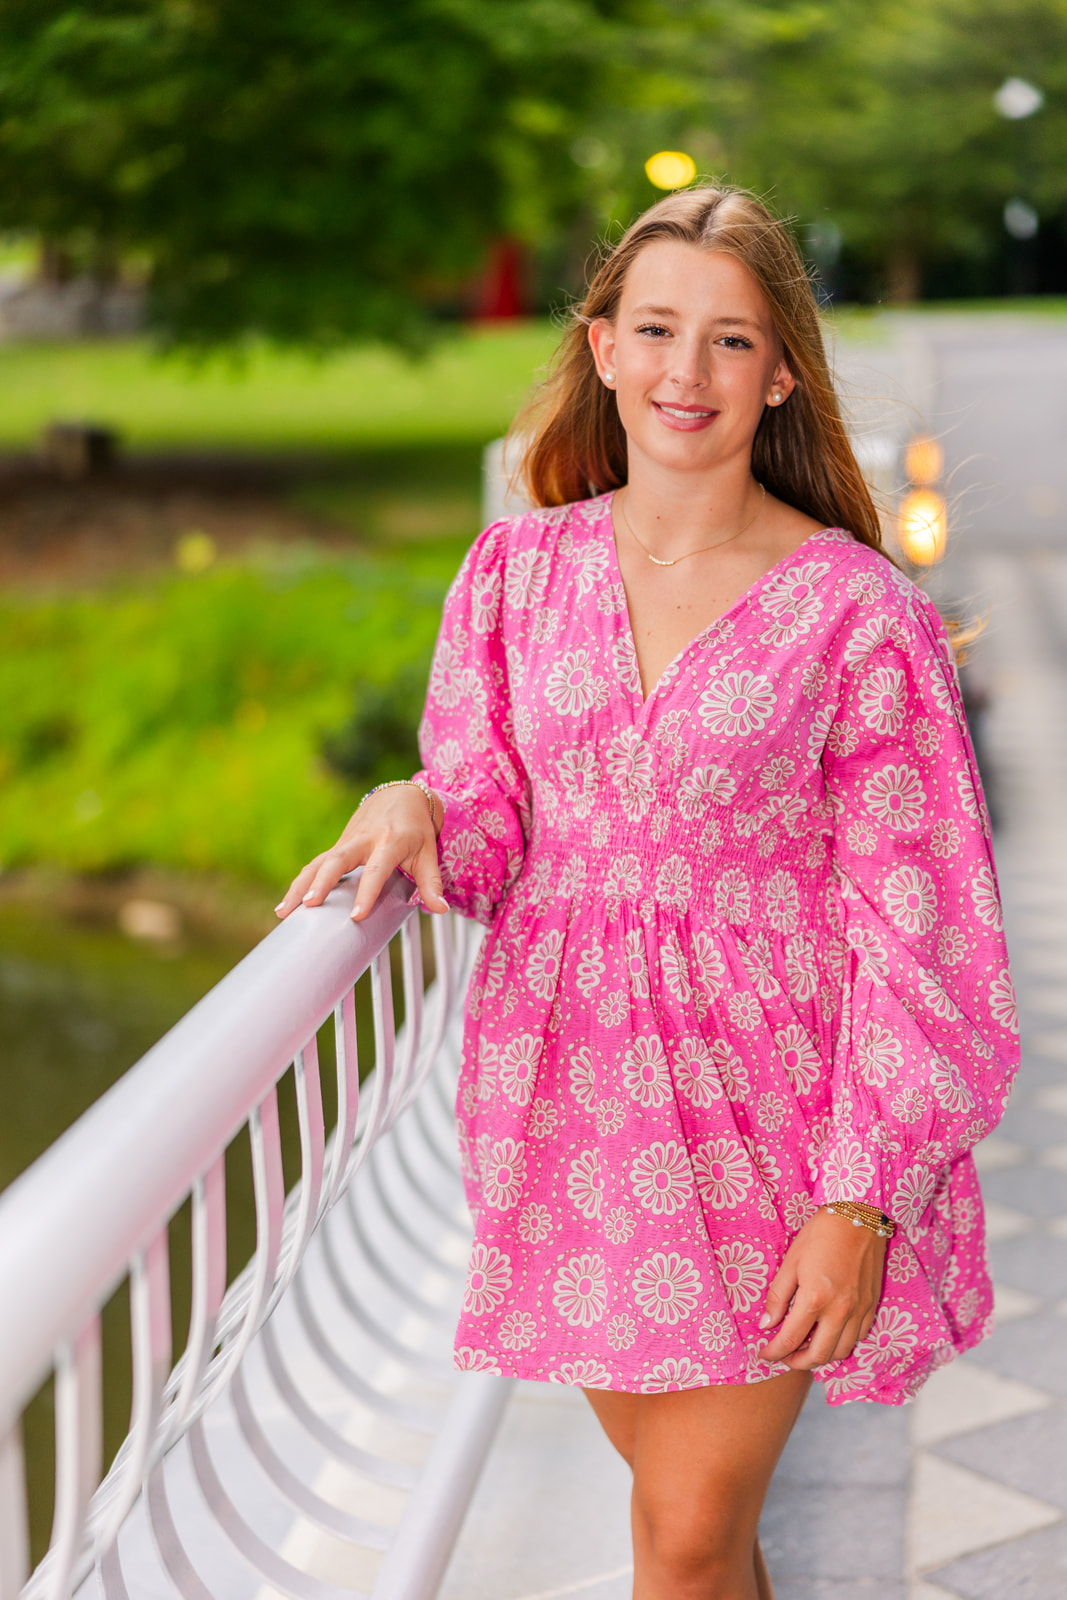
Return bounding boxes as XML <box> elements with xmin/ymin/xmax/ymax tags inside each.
<box><xmin>667</xmin><ymin>334</ymin><xmax>709</xmax><ymax>391</ymax></box>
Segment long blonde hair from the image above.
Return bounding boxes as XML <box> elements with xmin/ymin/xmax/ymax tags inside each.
<box><xmin>518</xmin><ymin>185</ymin><xmax>883</xmax><ymax>552</ymax></box>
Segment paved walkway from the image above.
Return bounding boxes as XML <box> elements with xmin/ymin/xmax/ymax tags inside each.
<box><xmin>439</xmin><ymin>543</ymin><xmax>1067</xmax><ymax>1600</ymax></box>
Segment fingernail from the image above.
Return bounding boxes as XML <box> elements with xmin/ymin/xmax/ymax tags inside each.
<box><xmin>438</xmin><ymin>897</ymin><xmax>450</xmax><ymax>910</ymax></box>
<box><xmin>351</xmin><ymin>904</ymin><xmax>363</xmax><ymax>920</ymax></box>
<box><xmin>302</xmin><ymin>891</ymin><xmax>314</xmax><ymax>903</ymax></box>
<box><xmin>758</xmin><ymin>1312</ymin><xmax>772</xmax><ymax>1329</ymax></box>
<box><xmin>274</xmin><ymin>903</ymin><xmax>286</xmax><ymax>915</ymax></box>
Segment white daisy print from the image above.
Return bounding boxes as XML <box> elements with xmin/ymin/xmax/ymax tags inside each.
<box><xmin>861</xmin><ymin>1305</ymin><xmax>918</xmax><ymax>1365</ymax></box>
<box><xmin>929</xmin><ymin>819</ymin><xmax>960</xmax><ymax>858</ymax></box>
<box><xmin>612</xmin><ymin>631</ymin><xmax>642</xmax><ymax>694</ymax></box>
<box><xmin>785</xmin><ymin>934</ymin><xmax>819</xmax><ymax>1000</ymax></box>
<box><xmin>568</xmin><ymin>1045</ymin><xmax>600</xmax><ymax>1107</ymax></box>
<box><xmin>455</xmin><ymin>1348</ymin><xmax>502</xmax><ymax>1373</ymax></box>
<box><xmin>693</xmin><ymin>1136</ymin><xmax>754</xmax><ymax>1209</ymax></box>
<box><xmin>692</xmin><ymin>932</ymin><xmax>728</xmax><ymax>998</ymax></box>
<box><xmin>606</xmin><ymin>1313</ymin><xmax>638</xmax><ymax>1350</ymax></box>
<box><xmin>783</xmin><ymin>1191</ymin><xmax>817</xmax><ymax>1231</ymax></box>
<box><xmin>660</xmin><ymin>936</ymin><xmax>693</xmax><ymax>1002</ymax></box>
<box><xmin>715</xmin><ymin>868</ymin><xmax>752</xmax><ymax>923</ymax></box>
<box><xmin>891</xmin><ymin>1164</ymin><xmax>937</xmax><ymax>1228</ymax></box>
<box><xmin>553</xmin><ymin>1254</ymin><xmax>609</xmax><ymax>1328</ymax></box>
<box><xmin>463</xmin><ymin>1244</ymin><xmax>513</xmax><ymax>1315</ymax></box>
<box><xmin>857</xmin><ymin>1022</ymin><xmax>904</xmax><ymax>1088</ymax></box>
<box><xmin>528</xmin><ymin>1098</ymin><xmax>559</xmax><ymax>1139</ymax></box>
<box><xmin>820</xmin><ymin>1135</ymin><xmax>877</xmax><ymax>1201</ymax></box>
<box><xmin>499</xmin><ymin>1034</ymin><xmax>542</xmax><ymax>1104</ymax></box>
<box><xmin>570</xmin><ymin>541</ymin><xmax>611</xmax><ymax>596</ymax></box>
<box><xmin>698</xmin><ymin>671</ymin><xmax>777</xmax><ymax>737</ymax></box>
<box><xmin>575</xmin><ymin>941</ymin><xmax>606</xmax><ymax>996</ymax></box>
<box><xmin>672</xmin><ymin>1037</ymin><xmax>726</xmax><ymax>1108</ymax></box>
<box><xmin>641</xmin><ymin>1356</ymin><xmax>709</xmax><ymax>1392</ymax></box>
<box><xmin>775</xmin><ymin>1023</ymin><xmax>822</xmax><ymax>1095</ymax></box>
<box><xmin>970</xmin><ymin>865</ymin><xmax>1003</xmax><ymax>929</ymax></box>
<box><xmin>595</xmin><ymin>1097</ymin><xmax>626</xmax><ymax>1137</ymax></box>
<box><xmin>603</xmin><ymin>1206</ymin><xmax>636</xmax><ymax>1245</ymax></box>
<box><xmin>845</xmin><ymin>819</ymin><xmax>878</xmax><ymax>855</ymax></box>
<box><xmin>862</xmin><ymin>764</ymin><xmax>927</xmax><ymax>831</ymax></box>
<box><xmin>698</xmin><ymin>1310</ymin><xmax>734</xmax><ymax>1353</ymax></box>
<box><xmin>930</xmin><ymin>1056</ymin><xmax>974</xmax><ymax>1113</ymax></box>
<box><xmin>505</xmin><ymin>548</ymin><xmax>551</xmax><ymax>609</ymax></box>
<box><xmin>557</xmin><ymin>747</ymin><xmax>599</xmax><ymax>817</ymax></box>
<box><xmin>498</xmin><ymin>1311</ymin><xmax>538</xmax><ymax>1351</ymax></box>
<box><xmin>596</xmin><ymin>989</ymin><xmax>628</xmax><ymax>1027</ymax></box>
<box><xmin>989</xmin><ymin>968</ymin><xmax>1018</xmax><ymax>1033</ymax></box>
<box><xmin>632</xmin><ymin>1251</ymin><xmax>703</xmax><ymax>1325</ymax></box>
<box><xmin>883</xmin><ymin>864</ymin><xmax>938</xmax><ymax>935</ymax></box>
<box><xmin>482</xmin><ymin>1139</ymin><xmax>527</xmax><ymax>1210</ymax></box>
<box><xmin>765</xmin><ymin>870</ymin><xmax>801</xmax><ymax>934</ymax></box>
<box><xmin>630</xmin><ymin>1141</ymin><xmax>695</xmax><ymax>1216</ymax></box>
<box><xmin>551</xmin><ymin>1358</ymin><xmax>613</xmax><ymax>1387</ymax></box>
<box><xmin>622</xmin><ymin>1035</ymin><xmax>672</xmax><ymax>1108</ymax></box>
<box><xmin>760</xmin><ymin>754</ymin><xmax>797</xmax><ymax>789</ymax></box>
<box><xmin>517</xmin><ymin>1202</ymin><xmax>554</xmax><ymax>1244</ymax></box>
<box><xmin>937</xmin><ymin>926</ymin><xmax>969</xmax><ymax>966</ymax></box>
<box><xmin>526</xmin><ymin>930</ymin><xmax>564</xmax><ymax>999</ymax></box>
<box><xmin>544</xmin><ymin>649</ymin><xmax>609</xmax><ymax>716</ymax></box>
<box><xmin>710</xmin><ymin>1038</ymin><xmax>751</xmax><ymax>1100</ymax></box>
<box><xmin>728</xmin><ymin>992</ymin><xmax>763</xmax><ymax>1031</ymax></box>
<box><xmin>714</xmin><ymin>1241</ymin><xmax>770</xmax><ymax>1312</ymax></box>
<box><xmin>677</xmin><ymin>763</ymin><xmax>737</xmax><ymax>816</ymax></box>
<box><xmin>858</xmin><ymin>665</ymin><xmax>908</xmax><ymax>735</ymax></box>
<box><xmin>604</xmin><ymin>853</ymin><xmax>642</xmax><ymax>900</ymax></box>
<box><xmin>623</xmin><ymin>930</ymin><xmax>650</xmax><ymax>998</ymax></box>
<box><xmin>891</xmin><ymin>1086</ymin><xmax>926</xmax><ymax>1124</ymax></box>
<box><xmin>567</xmin><ymin>1149</ymin><xmax>605</xmax><ymax>1220</ymax></box>
<box><xmin>738</xmin><ymin>932</ymin><xmax>781</xmax><ymax>999</ymax></box>
<box><xmin>655</xmin><ymin>853</ymin><xmax>693</xmax><ymax>907</ymax></box>
<box><xmin>605</xmin><ymin>728</ymin><xmax>655</xmax><ymax>819</ymax></box>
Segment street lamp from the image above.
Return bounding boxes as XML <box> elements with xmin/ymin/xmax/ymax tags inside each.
<box><xmin>898</xmin><ymin>434</ymin><xmax>948</xmax><ymax>566</ymax></box>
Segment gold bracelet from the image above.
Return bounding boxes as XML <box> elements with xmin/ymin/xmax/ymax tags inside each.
<box><xmin>823</xmin><ymin>1200</ymin><xmax>896</xmax><ymax>1239</ymax></box>
<box><xmin>361</xmin><ymin>778</ymin><xmax>437</xmax><ymax>829</ymax></box>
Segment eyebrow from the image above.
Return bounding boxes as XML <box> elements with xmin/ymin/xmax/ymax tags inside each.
<box><xmin>630</xmin><ymin>303</ymin><xmax>763</xmax><ymax>328</ymax></box>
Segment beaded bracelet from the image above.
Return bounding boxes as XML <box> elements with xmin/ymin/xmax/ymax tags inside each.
<box><xmin>823</xmin><ymin>1200</ymin><xmax>896</xmax><ymax>1239</ymax></box>
<box><xmin>361</xmin><ymin>778</ymin><xmax>438</xmax><ymax>830</ymax></box>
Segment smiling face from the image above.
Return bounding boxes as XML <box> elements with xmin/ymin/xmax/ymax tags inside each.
<box><xmin>588</xmin><ymin>240</ymin><xmax>795</xmax><ymax>480</ymax></box>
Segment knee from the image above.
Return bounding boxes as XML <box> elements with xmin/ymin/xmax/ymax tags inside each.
<box><xmin>633</xmin><ymin>1493</ymin><xmax>748</xmax><ymax>1590</ymax></box>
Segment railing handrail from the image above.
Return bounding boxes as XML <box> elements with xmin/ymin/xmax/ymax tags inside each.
<box><xmin>0</xmin><ymin>872</ymin><xmax>415</xmax><ymax>1429</ymax></box>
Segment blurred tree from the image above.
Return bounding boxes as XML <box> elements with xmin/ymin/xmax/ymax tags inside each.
<box><xmin>0</xmin><ymin>0</ymin><xmax>643</xmax><ymax>347</ymax></box>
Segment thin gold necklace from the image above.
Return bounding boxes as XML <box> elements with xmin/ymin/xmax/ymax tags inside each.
<box><xmin>617</xmin><ymin>483</ymin><xmax>766</xmax><ymax>567</ymax></box>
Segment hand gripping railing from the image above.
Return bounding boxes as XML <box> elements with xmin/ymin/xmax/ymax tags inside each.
<box><xmin>0</xmin><ymin>874</ymin><xmax>512</xmax><ymax>1600</ymax></box>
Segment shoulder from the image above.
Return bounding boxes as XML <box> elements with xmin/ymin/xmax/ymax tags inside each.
<box><xmin>449</xmin><ymin>495</ymin><xmax>613</xmax><ymax>607</ymax></box>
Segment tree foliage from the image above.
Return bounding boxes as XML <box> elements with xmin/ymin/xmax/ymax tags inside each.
<box><xmin>2</xmin><ymin>0</ymin><xmax>1067</xmax><ymax>342</ymax></box>
<box><xmin>0</xmin><ymin>0</ymin><xmax>637</xmax><ymax>345</ymax></box>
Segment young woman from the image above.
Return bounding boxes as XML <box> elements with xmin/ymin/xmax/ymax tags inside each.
<box><xmin>277</xmin><ymin>187</ymin><xmax>1018</xmax><ymax>1600</ymax></box>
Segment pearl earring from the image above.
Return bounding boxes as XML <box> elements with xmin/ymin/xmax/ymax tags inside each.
<box><xmin>604</xmin><ymin>370</ymin><xmax>615</xmax><ymax>384</ymax></box>
<box><xmin>771</xmin><ymin>390</ymin><xmax>783</xmax><ymax>404</ymax></box>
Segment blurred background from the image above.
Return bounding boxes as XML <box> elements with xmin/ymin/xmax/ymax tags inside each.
<box><xmin>2</xmin><ymin>0</ymin><xmax>1065</xmax><ymax>1187</ymax></box>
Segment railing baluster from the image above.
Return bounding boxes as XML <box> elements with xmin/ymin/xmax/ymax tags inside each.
<box><xmin>42</xmin><ymin>1317</ymin><xmax>101</xmax><ymax>1600</ymax></box>
<box><xmin>0</xmin><ymin>1416</ymin><xmax>29</xmax><ymax>1599</ymax></box>
<box><xmin>91</xmin><ymin>1230</ymin><xmax>172</xmax><ymax>1556</ymax></box>
<box><xmin>164</xmin><ymin>1154</ymin><xmax>227</xmax><ymax>1445</ymax></box>
<box><xmin>384</xmin><ymin>919</ymin><xmax>425</xmax><ymax>1131</ymax></box>
<box><xmin>271</xmin><ymin>1040</ymin><xmax>327</xmax><ymax>1308</ymax></box>
<box><xmin>324</xmin><ymin>987</ymin><xmax>359</xmax><ymax>1209</ymax></box>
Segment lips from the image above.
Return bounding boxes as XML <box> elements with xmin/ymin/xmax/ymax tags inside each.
<box><xmin>652</xmin><ymin>400</ymin><xmax>719</xmax><ymax>431</ymax></box>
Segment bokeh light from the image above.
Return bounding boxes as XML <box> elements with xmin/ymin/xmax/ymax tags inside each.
<box><xmin>904</xmin><ymin>434</ymin><xmax>944</xmax><ymax>487</ymax></box>
<box><xmin>645</xmin><ymin>151</ymin><xmax>696</xmax><ymax>190</ymax></box>
<box><xmin>898</xmin><ymin>489</ymin><xmax>947</xmax><ymax>566</ymax></box>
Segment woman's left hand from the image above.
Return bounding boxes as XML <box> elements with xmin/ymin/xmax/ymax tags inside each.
<box><xmin>757</xmin><ymin>1207</ymin><xmax>887</xmax><ymax>1370</ymax></box>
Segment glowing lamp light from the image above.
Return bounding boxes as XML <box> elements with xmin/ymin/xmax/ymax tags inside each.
<box><xmin>904</xmin><ymin>434</ymin><xmax>944</xmax><ymax>487</ymax></box>
<box><xmin>898</xmin><ymin>489</ymin><xmax>947</xmax><ymax>566</ymax></box>
<box><xmin>645</xmin><ymin>150</ymin><xmax>696</xmax><ymax>190</ymax></box>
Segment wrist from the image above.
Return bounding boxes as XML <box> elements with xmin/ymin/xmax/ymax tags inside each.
<box><xmin>821</xmin><ymin>1200</ymin><xmax>896</xmax><ymax>1240</ymax></box>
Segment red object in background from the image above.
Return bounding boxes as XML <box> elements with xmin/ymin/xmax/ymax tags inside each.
<box><xmin>476</xmin><ymin>238</ymin><xmax>525</xmax><ymax>320</ymax></box>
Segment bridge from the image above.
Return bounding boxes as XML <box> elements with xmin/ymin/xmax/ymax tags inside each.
<box><xmin>3</xmin><ymin>311</ymin><xmax>1067</xmax><ymax>1600</ymax></box>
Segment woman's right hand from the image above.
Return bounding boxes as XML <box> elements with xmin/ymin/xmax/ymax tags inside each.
<box><xmin>274</xmin><ymin>786</ymin><xmax>448</xmax><ymax>923</ymax></box>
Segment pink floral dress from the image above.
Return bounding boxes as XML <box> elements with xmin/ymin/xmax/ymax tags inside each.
<box><xmin>413</xmin><ymin>495</ymin><xmax>1018</xmax><ymax>1404</ymax></box>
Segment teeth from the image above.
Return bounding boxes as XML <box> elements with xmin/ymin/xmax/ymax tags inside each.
<box><xmin>659</xmin><ymin>404</ymin><xmax>713</xmax><ymax>419</ymax></box>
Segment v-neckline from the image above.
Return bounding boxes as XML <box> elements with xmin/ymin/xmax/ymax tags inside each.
<box><xmin>602</xmin><ymin>492</ymin><xmax>833</xmax><ymax>714</ymax></box>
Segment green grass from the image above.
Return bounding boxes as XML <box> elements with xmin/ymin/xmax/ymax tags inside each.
<box><xmin>0</xmin><ymin>540</ymin><xmax>467</xmax><ymax>887</ymax></box>
<box><xmin>0</xmin><ymin>322</ymin><xmax>559</xmax><ymax>451</ymax></box>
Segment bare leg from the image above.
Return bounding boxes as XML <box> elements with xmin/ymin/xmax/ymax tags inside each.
<box><xmin>585</xmin><ymin>1371</ymin><xmax>810</xmax><ymax>1600</ymax></box>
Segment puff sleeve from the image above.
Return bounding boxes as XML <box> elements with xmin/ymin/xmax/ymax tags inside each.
<box><xmin>412</xmin><ymin>520</ymin><xmax>529</xmax><ymax>924</ymax></box>
<box><xmin>813</xmin><ymin>591</ymin><xmax>1019</xmax><ymax>1227</ymax></box>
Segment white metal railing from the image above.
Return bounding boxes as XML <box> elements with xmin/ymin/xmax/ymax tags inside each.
<box><xmin>0</xmin><ymin>873</ymin><xmax>511</xmax><ymax>1600</ymax></box>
